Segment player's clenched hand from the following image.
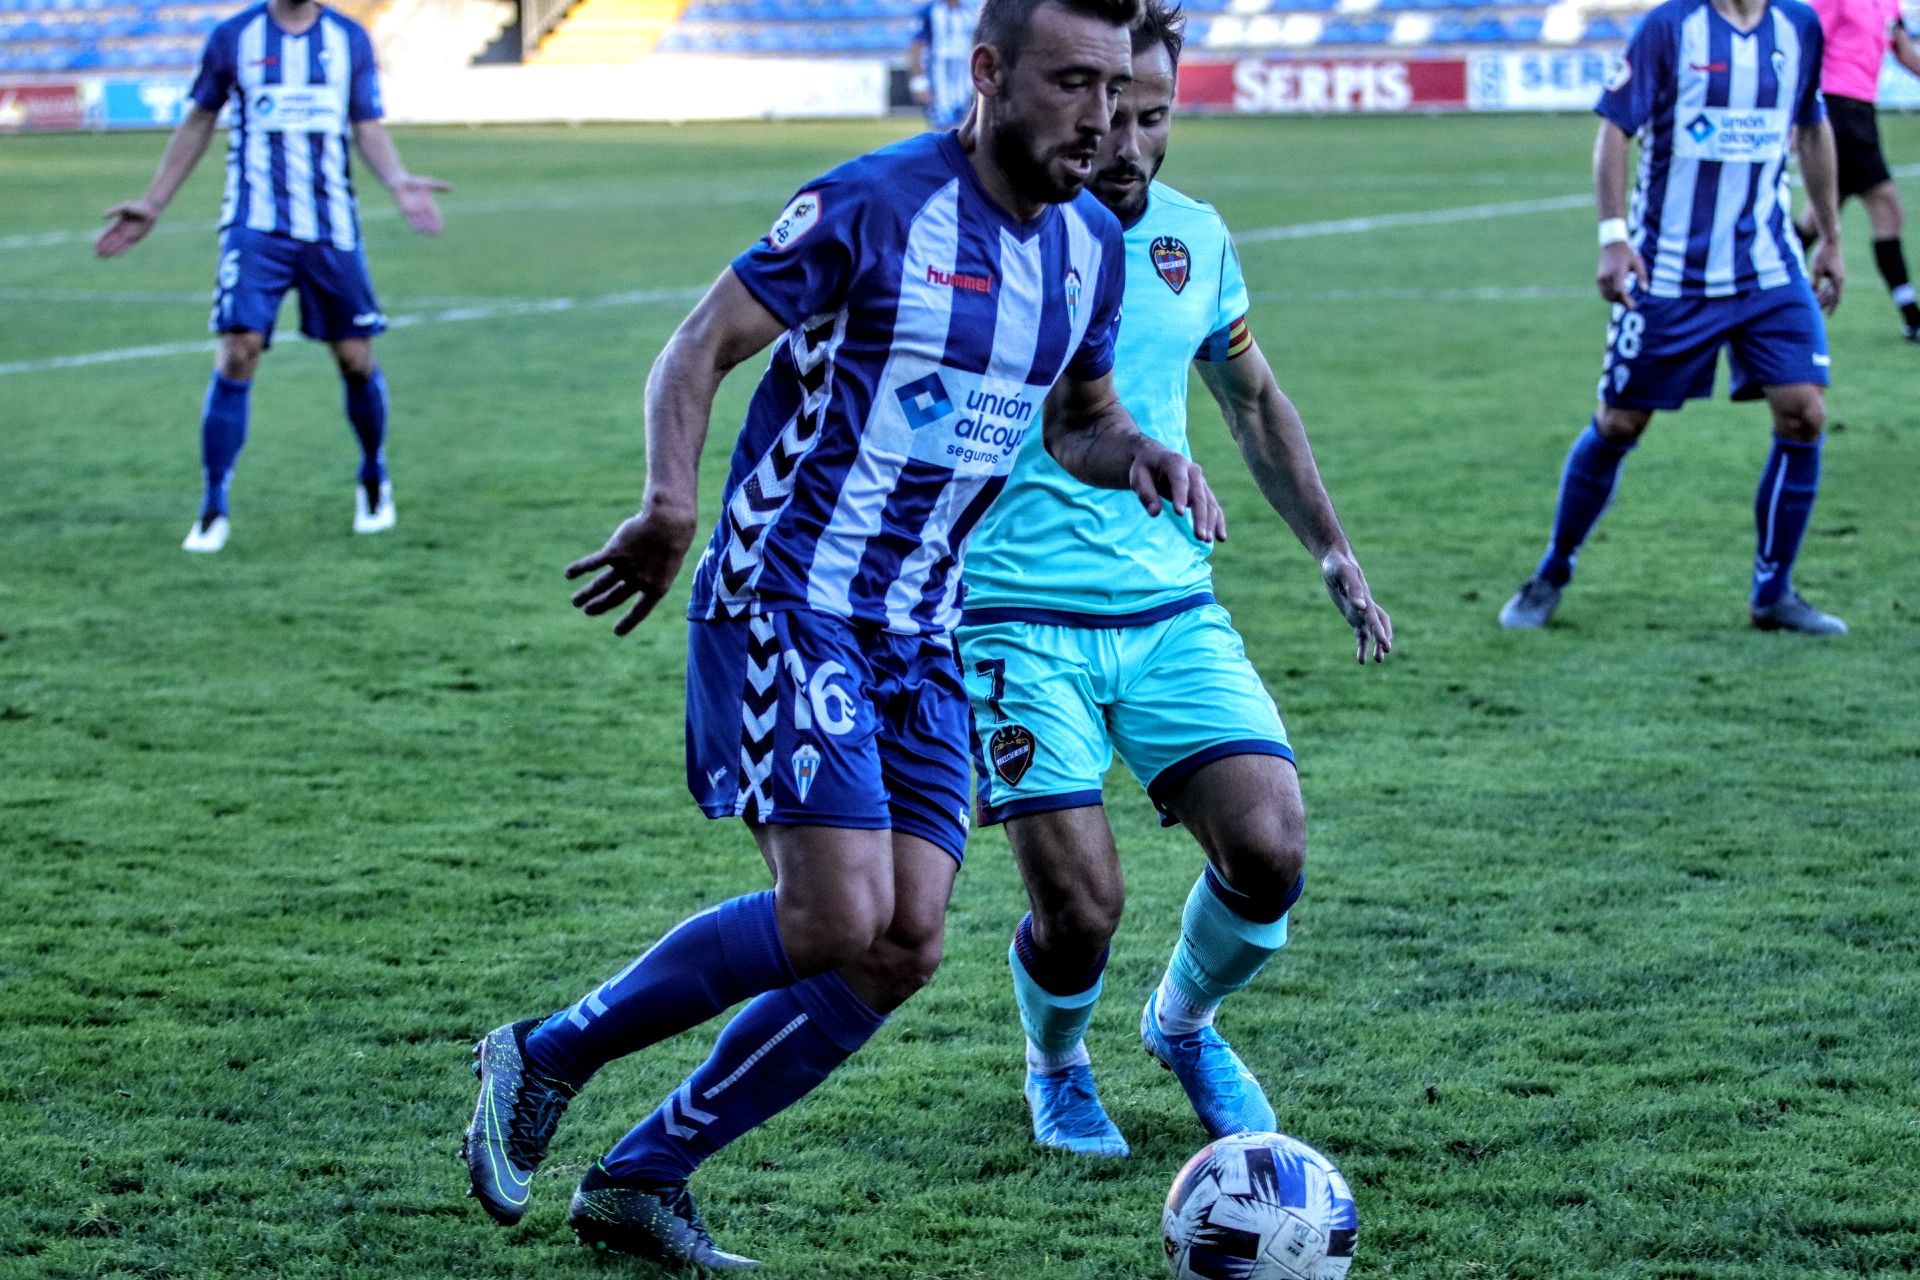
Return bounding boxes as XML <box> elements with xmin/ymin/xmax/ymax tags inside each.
<box><xmin>1810</xmin><ymin>240</ymin><xmax>1844</xmax><ymax>313</ymax></box>
<box><xmin>95</xmin><ymin>200</ymin><xmax>160</xmax><ymax>258</ymax></box>
<box><xmin>1321</xmin><ymin>551</ymin><xmax>1392</xmax><ymax>665</ymax></box>
<box><xmin>565</xmin><ymin>504</ymin><xmax>699</xmax><ymax>636</ymax></box>
<box><xmin>1596</xmin><ymin>242</ymin><xmax>1647</xmax><ymax>308</ymax></box>
<box><xmin>392</xmin><ymin>175</ymin><xmax>452</xmax><ymax>236</ymax></box>
<box><xmin>1128</xmin><ymin>442</ymin><xmax>1227</xmax><ymax>543</ymax></box>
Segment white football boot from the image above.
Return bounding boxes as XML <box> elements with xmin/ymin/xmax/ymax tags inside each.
<box><xmin>182</xmin><ymin>513</ymin><xmax>230</xmax><ymax>553</ymax></box>
<box><xmin>354</xmin><ymin>480</ymin><xmax>395</xmax><ymax>535</ymax></box>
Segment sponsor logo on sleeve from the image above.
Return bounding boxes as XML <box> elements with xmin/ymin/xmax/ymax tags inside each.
<box><xmin>1606</xmin><ymin>57</ymin><xmax>1632</xmax><ymax>91</ymax></box>
<box><xmin>766</xmin><ymin>191</ymin><xmax>822</xmax><ymax>251</ymax></box>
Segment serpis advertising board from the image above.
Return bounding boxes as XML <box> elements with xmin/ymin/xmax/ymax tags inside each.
<box><xmin>1467</xmin><ymin>49</ymin><xmax>1620</xmax><ymax>111</ymax></box>
<box><xmin>1177</xmin><ymin>58</ymin><xmax>1470</xmax><ymax>114</ymax></box>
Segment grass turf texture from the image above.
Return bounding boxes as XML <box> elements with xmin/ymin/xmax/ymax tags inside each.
<box><xmin>2</xmin><ymin>114</ymin><xmax>1917</xmax><ymax>1279</ymax></box>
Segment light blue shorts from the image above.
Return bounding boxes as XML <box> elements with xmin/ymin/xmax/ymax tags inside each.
<box><xmin>956</xmin><ymin>602</ymin><xmax>1292</xmax><ymax>827</ymax></box>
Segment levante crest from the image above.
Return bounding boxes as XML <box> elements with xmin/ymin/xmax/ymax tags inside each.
<box><xmin>1151</xmin><ymin>236</ymin><xmax>1190</xmax><ymax>293</ymax></box>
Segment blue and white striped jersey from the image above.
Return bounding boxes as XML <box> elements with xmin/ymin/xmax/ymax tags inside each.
<box><xmin>189</xmin><ymin>3</ymin><xmax>383</xmax><ymax>251</ymax></box>
<box><xmin>688</xmin><ymin>131</ymin><xmax>1127</xmax><ymax>638</ymax></box>
<box><xmin>1597</xmin><ymin>0</ymin><xmax>1827</xmax><ymax>298</ymax></box>
<box><xmin>917</xmin><ymin>0</ymin><xmax>979</xmax><ymax>128</ymax></box>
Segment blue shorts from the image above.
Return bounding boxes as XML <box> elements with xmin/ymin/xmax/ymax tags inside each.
<box><xmin>1598</xmin><ymin>281</ymin><xmax>1829</xmax><ymax>411</ymax></box>
<box><xmin>956</xmin><ymin>602</ymin><xmax>1293</xmax><ymax>827</ymax></box>
<box><xmin>210</xmin><ymin>226</ymin><xmax>386</xmax><ymax>347</ymax></box>
<box><xmin>685</xmin><ymin>608</ymin><xmax>972</xmax><ymax>863</ymax></box>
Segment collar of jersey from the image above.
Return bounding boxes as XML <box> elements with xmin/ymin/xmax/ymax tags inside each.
<box><xmin>937</xmin><ymin>131</ymin><xmax>1060</xmax><ymax>241</ymax></box>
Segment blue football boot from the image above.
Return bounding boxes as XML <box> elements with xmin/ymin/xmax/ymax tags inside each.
<box><xmin>1140</xmin><ymin>992</ymin><xmax>1276</xmax><ymax>1139</ymax></box>
<box><xmin>1024</xmin><ymin>1062</ymin><xmax>1130</xmax><ymax>1158</ymax></box>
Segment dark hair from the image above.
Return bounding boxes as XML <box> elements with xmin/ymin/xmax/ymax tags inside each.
<box><xmin>1132</xmin><ymin>0</ymin><xmax>1185</xmax><ymax>69</ymax></box>
<box><xmin>975</xmin><ymin>0</ymin><xmax>1143</xmax><ymax>64</ymax></box>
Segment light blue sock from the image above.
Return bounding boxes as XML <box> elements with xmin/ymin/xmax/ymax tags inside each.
<box><xmin>1009</xmin><ymin>941</ymin><xmax>1103</xmax><ymax>1074</ymax></box>
<box><xmin>1156</xmin><ymin>868</ymin><xmax>1293</xmax><ymax>1036</ymax></box>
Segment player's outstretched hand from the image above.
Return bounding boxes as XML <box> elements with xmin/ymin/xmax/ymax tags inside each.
<box><xmin>565</xmin><ymin>504</ymin><xmax>699</xmax><ymax>636</ymax></box>
<box><xmin>1596</xmin><ymin>241</ymin><xmax>1647</xmax><ymax>308</ymax></box>
<box><xmin>95</xmin><ymin>200</ymin><xmax>160</xmax><ymax>258</ymax></box>
<box><xmin>1321</xmin><ymin>550</ymin><xmax>1392</xmax><ymax>664</ymax></box>
<box><xmin>393</xmin><ymin>175</ymin><xmax>452</xmax><ymax>236</ymax></box>
<box><xmin>1128</xmin><ymin>442</ymin><xmax>1228</xmax><ymax>543</ymax></box>
<box><xmin>1810</xmin><ymin>240</ymin><xmax>1844</xmax><ymax>313</ymax></box>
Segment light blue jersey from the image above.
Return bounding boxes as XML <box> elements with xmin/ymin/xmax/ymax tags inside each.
<box><xmin>961</xmin><ymin>180</ymin><xmax>1251</xmax><ymax>625</ymax></box>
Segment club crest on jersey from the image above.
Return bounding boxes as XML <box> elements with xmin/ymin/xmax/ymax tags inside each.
<box><xmin>1151</xmin><ymin>236</ymin><xmax>1191</xmax><ymax>293</ymax></box>
<box><xmin>1065</xmin><ymin>267</ymin><xmax>1083</xmax><ymax>320</ymax></box>
<box><xmin>791</xmin><ymin>743</ymin><xmax>821</xmax><ymax>804</ymax></box>
<box><xmin>767</xmin><ymin>191</ymin><xmax>822</xmax><ymax>252</ymax></box>
<box><xmin>990</xmin><ymin>724</ymin><xmax>1036</xmax><ymax>787</ymax></box>
<box><xmin>896</xmin><ymin>371</ymin><xmax>955</xmax><ymax>429</ymax></box>
<box><xmin>1771</xmin><ymin>49</ymin><xmax>1787</xmax><ymax>76</ymax></box>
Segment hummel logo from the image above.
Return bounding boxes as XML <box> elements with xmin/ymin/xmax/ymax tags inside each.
<box><xmin>926</xmin><ymin>264</ymin><xmax>994</xmax><ymax>294</ymax></box>
<box><xmin>1812</xmin><ymin>354</ymin><xmax>1831</xmax><ymax>366</ymax></box>
<box><xmin>352</xmin><ymin>311</ymin><xmax>384</xmax><ymax>327</ymax></box>
<box><xmin>1690</xmin><ymin>62</ymin><xmax>1728</xmax><ymax>72</ymax></box>
<box><xmin>707</xmin><ymin>767</ymin><xmax>731</xmax><ymax>787</ymax></box>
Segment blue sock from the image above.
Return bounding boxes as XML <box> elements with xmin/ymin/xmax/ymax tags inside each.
<box><xmin>1009</xmin><ymin>914</ymin><xmax>1106</xmax><ymax>1073</ymax></box>
<box><xmin>1155</xmin><ymin>866</ymin><xmax>1299</xmax><ymax>1036</ymax></box>
<box><xmin>522</xmin><ymin>891</ymin><xmax>797</xmax><ymax>1090</ymax></box>
<box><xmin>1752</xmin><ymin>436</ymin><xmax>1822</xmax><ymax>609</ymax></box>
<box><xmin>200</xmin><ymin>373</ymin><xmax>251</xmax><ymax>517</ymax></box>
<box><xmin>1535</xmin><ymin>420</ymin><xmax>1635</xmax><ymax>587</ymax></box>
<box><xmin>343</xmin><ymin>368</ymin><xmax>388</xmax><ymax>488</ymax></box>
<box><xmin>602</xmin><ymin>969</ymin><xmax>886</xmax><ymax>1184</ymax></box>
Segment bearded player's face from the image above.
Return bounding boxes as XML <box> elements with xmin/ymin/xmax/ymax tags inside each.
<box><xmin>986</xmin><ymin>3</ymin><xmax>1133</xmax><ymax>206</ymax></box>
<box><xmin>1090</xmin><ymin>42</ymin><xmax>1173</xmax><ymax>223</ymax></box>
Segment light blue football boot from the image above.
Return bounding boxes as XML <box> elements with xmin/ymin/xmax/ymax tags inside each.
<box><xmin>1140</xmin><ymin>991</ymin><xmax>1276</xmax><ymax>1139</ymax></box>
<box><xmin>1024</xmin><ymin>1063</ymin><xmax>1130</xmax><ymax>1158</ymax></box>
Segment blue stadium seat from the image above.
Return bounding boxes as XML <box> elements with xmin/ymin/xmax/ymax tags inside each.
<box><xmin>1583</xmin><ymin>15</ymin><xmax>1627</xmax><ymax>41</ymax></box>
<box><xmin>1320</xmin><ymin>17</ymin><xmax>1392</xmax><ymax>43</ymax></box>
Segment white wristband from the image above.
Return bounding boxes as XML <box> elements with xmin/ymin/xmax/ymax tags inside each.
<box><xmin>1598</xmin><ymin>218</ymin><xmax>1630</xmax><ymax>247</ymax></box>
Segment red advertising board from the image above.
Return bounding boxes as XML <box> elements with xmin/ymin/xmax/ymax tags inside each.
<box><xmin>1179</xmin><ymin>58</ymin><xmax>1469</xmax><ymax>115</ymax></box>
<box><xmin>0</xmin><ymin>82</ymin><xmax>87</xmax><ymax>132</ymax></box>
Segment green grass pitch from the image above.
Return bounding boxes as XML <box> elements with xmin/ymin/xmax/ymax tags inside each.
<box><xmin>2</xmin><ymin>113</ymin><xmax>1917</xmax><ymax>1279</ymax></box>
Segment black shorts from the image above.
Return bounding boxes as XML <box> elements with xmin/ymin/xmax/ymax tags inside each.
<box><xmin>1828</xmin><ymin>94</ymin><xmax>1894</xmax><ymax>200</ymax></box>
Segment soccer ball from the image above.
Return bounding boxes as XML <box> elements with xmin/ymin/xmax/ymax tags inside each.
<box><xmin>1162</xmin><ymin>1132</ymin><xmax>1358</xmax><ymax>1280</ymax></box>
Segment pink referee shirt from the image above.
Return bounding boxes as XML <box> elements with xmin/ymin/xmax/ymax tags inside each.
<box><xmin>1810</xmin><ymin>0</ymin><xmax>1903</xmax><ymax>101</ymax></box>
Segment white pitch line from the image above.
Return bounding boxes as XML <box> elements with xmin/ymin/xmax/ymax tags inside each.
<box><xmin>0</xmin><ymin>284</ymin><xmax>707</xmax><ymax>378</ymax></box>
<box><xmin>0</xmin><ymin>187</ymin><xmax>793</xmax><ymax>254</ymax></box>
<box><xmin>1237</xmin><ymin>193</ymin><xmax>1592</xmax><ymax>244</ymax></box>
<box><xmin>0</xmin><ymin>285</ymin><xmax>210</xmax><ymax>305</ymax></box>
<box><xmin>1251</xmin><ymin>284</ymin><xmax>1591</xmax><ymax>302</ymax></box>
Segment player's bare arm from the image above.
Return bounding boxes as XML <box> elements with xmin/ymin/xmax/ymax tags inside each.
<box><xmin>1797</xmin><ymin>120</ymin><xmax>1847</xmax><ymax>311</ymax></box>
<box><xmin>1891</xmin><ymin>19</ymin><xmax>1920</xmax><ymax>76</ymax></box>
<box><xmin>1594</xmin><ymin>122</ymin><xmax>1648</xmax><ymax>307</ymax></box>
<box><xmin>351</xmin><ymin>120</ymin><xmax>452</xmax><ymax>237</ymax></box>
<box><xmin>1043</xmin><ymin>373</ymin><xmax>1227</xmax><ymax>542</ymax></box>
<box><xmin>1196</xmin><ymin>342</ymin><xmax>1392</xmax><ymax>664</ymax></box>
<box><xmin>568</xmin><ymin>268</ymin><xmax>788</xmax><ymax>634</ymax></box>
<box><xmin>95</xmin><ymin>105</ymin><xmax>221</xmax><ymax>258</ymax></box>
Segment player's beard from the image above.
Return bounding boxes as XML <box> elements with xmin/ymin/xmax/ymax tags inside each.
<box><xmin>1092</xmin><ymin>156</ymin><xmax>1158</xmax><ymax>224</ymax></box>
<box><xmin>990</xmin><ymin>107</ymin><xmax>1095</xmax><ymax>207</ymax></box>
